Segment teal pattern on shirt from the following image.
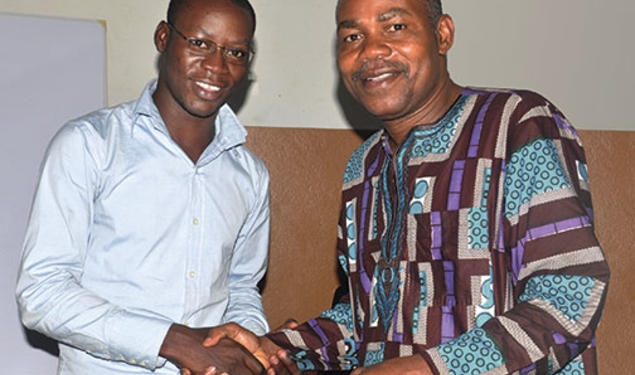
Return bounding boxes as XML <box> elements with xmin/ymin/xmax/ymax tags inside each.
<box><xmin>319</xmin><ymin>303</ymin><xmax>355</xmax><ymax>333</ymax></box>
<box><xmin>437</xmin><ymin>328</ymin><xmax>504</xmax><ymax>375</ymax></box>
<box><xmin>519</xmin><ymin>275</ymin><xmax>594</xmax><ymax>322</ymax></box>
<box><xmin>504</xmin><ymin>138</ymin><xmax>571</xmax><ymax>218</ymax></box>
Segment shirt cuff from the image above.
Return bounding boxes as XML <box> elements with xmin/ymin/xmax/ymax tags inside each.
<box><xmin>105</xmin><ymin>309</ymin><xmax>173</xmax><ymax>369</ymax></box>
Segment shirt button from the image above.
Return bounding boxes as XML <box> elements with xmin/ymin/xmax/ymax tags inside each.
<box><xmin>193</xmin><ymin>218</ymin><xmax>199</xmax><ymax>225</ymax></box>
<box><xmin>188</xmin><ymin>271</ymin><xmax>196</xmax><ymax>279</ymax></box>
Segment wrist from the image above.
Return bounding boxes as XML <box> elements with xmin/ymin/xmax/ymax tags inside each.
<box><xmin>160</xmin><ymin>323</ymin><xmax>204</xmax><ymax>362</ymax></box>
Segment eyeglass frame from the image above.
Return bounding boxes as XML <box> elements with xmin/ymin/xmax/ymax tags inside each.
<box><xmin>165</xmin><ymin>21</ymin><xmax>254</xmax><ymax>66</ymax></box>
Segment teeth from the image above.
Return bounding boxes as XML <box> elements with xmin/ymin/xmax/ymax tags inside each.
<box><xmin>195</xmin><ymin>81</ymin><xmax>221</xmax><ymax>92</ymax></box>
<box><xmin>366</xmin><ymin>72</ymin><xmax>394</xmax><ymax>81</ymax></box>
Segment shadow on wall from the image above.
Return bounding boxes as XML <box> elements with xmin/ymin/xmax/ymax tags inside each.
<box><xmin>24</xmin><ymin>326</ymin><xmax>59</xmax><ymax>357</ymax></box>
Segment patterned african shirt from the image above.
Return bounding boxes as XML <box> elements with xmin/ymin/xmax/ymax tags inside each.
<box><xmin>267</xmin><ymin>88</ymin><xmax>609</xmax><ymax>375</ymax></box>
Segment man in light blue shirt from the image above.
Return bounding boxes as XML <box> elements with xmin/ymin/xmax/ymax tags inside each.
<box><xmin>16</xmin><ymin>0</ymin><xmax>269</xmax><ymax>374</ymax></box>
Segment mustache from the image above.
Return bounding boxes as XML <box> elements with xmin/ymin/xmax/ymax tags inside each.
<box><xmin>351</xmin><ymin>59</ymin><xmax>409</xmax><ymax>81</ymax></box>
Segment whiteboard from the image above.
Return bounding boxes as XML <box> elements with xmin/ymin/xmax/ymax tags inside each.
<box><xmin>0</xmin><ymin>13</ymin><xmax>106</xmax><ymax>374</ymax></box>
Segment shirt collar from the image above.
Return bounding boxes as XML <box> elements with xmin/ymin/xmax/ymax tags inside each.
<box><xmin>132</xmin><ymin>79</ymin><xmax>248</xmax><ymax>150</ymax></box>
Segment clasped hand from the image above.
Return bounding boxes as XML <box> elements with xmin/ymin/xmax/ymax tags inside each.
<box><xmin>182</xmin><ymin>321</ymin><xmax>302</xmax><ymax>375</ymax></box>
<box><xmin>160</xmin><ymin>323</ymin><xmax>266</xmax><ymax>375</ymax></box>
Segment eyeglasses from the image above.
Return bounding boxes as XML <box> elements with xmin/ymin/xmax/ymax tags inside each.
<box><xmin>166</xmin><ymin>22</ymin><xmax>253</xmax><ymax>66</ymax></box>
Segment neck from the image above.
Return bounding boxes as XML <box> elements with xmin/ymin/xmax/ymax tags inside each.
<box><xmin>384</xmin><ymin>78</ymin><xmax>463</xmax><ymax>150</ymax></box>
<box><xmin>152</xmin><ymin>87</ymin><xmax>217</xmax><ymax>163</ymax></box>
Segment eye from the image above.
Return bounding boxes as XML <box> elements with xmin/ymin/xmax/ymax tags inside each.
<box><xmin>226</xmin><ymin>48</ymin><xmax>249</xmax><ymax>63</ymax></box>
<box><xmin>187</xmin><ymin>38</ymin><xmax>209</xmax><ymax>50</ymax></box>
<box><xmin>228</xmin><ymin>48</ymin><xmax>246</xmax><ymax>59</ymax></box>
<box><xmin>387</xmin><ymin>23</ymin><xmax>407</xmax><ymax>32</ymax></box>
<box><xmin>342</xmin><ymin>33</ymin><xmax>363</xmax><ymax>43</ymax></box>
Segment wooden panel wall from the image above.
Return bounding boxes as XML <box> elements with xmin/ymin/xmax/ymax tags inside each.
<box><xmin>245</xmin><ymin>128</ymin><xmax>635</xmax><ymax>373</ymax></box>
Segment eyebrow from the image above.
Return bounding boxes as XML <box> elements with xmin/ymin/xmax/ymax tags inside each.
<box><xmin>377</xmin><ymin>7</ymin><xmax>413</xmax><ymax>21</ymax></box>
<box><xmin>337</xmin><ymin>19</ymin><xmax>358</xmax><ymax>30</ymax></box>
<box><xmin>192</xmin><ymin>28</ymin><xmax>251</xmax><ymax>45</ymax></box>
<box><xmin>337</xmin><ymin>7</ymin><xmax>413</xmax><ymax>30</ymax></box>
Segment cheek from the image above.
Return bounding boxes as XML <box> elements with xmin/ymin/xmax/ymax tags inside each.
<box><xmin>227</xmin><ymin>66</ymin><xmax>247</xmax><ymax>83</ymax></box>
<box><xmin>337</xmin><ymin>52</ymin><xmax>357</xmax><ymax>75</ymax></box>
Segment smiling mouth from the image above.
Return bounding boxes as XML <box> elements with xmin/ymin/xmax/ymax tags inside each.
<box><xmin>195</xmin><ymin>81</ymin><xmax>222</xmax><ymax>93</ymax></box>
<box><xmin>364</xmin><ymin>72</ymin><xmax>399</xmax><ymax>82</ymax></box>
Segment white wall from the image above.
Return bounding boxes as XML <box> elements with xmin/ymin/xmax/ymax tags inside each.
<box><xmin>0</xmin><ymin>14</ymin><xmax>106</xmax><ymax>373</ymax></box>
<box><xmin>1</xmin><ymin>0</ymin><xmax>633</xmax><ymax>130</ymax></box>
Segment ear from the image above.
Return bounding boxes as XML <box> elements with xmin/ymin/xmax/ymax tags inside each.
<box><xmin>154</xmin><ymin>21</ymin><xmax>170</xmax><ymax>53</ymax></box>
<box><xmin>436</xmin><ymin>14</ymin><xmax>455</xmax><ymax>55</ymax></box>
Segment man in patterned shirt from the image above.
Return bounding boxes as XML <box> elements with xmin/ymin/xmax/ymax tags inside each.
<box><xmin>201</xmin><ymin>0</ymin><xmax>609</xmax><ymax>374</ymax></box>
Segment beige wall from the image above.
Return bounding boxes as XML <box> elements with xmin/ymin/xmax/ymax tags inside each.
<box><xmin>2</xmin><ymin>0</ymin><xmax>633</xmax><ymax>130</ymax></box>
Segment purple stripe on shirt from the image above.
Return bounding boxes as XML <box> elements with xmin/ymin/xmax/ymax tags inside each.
<box><xmin>320</xmin><ymin>347</ymin><xmax>332</xmax><ymax>370</ymax></box>
<box><xmin>392</xmin><ymin>309</ymin><xmax>404</xmax><ymax>343</ymax></box>
<box><xmin>520</xmin><ymin>363</ymin><xmax>537</xmax><ymax>375</ymax></box>
<box><xmin>358</xmin><ymin>180</ymin><xmax>371</xmax><ymax>294</ymax></box>
<box><xmin>497</xmin><ymin>210</ymin><xmax>506</xmax><ymax>253</ymax></box>
<box><xmin>441</xmin><ymin>305</ymin><xmax>455</xmax><ymax>343</ymax></box>
<box><xmin>554</xmin><ymin>113</ymin><xmax>579</xmax><ymax>137</ymax></box>
<box><xmin>441</xmin><ymin>261</ymin><xmax>456</xmax><ymax>342</ymax></box>
<box><xmin>554</xmin><ymin>216</ymin><xmax>587</xmax><ymax>232</ymax></box>
<box><xmin>358</xmin><ymin>156</ymin><xmax>380</xmax><ymax>294</ymax></box>
<box><xmin>526</xmin><ymin>216</ymin><xmax>591</xmax><ymax>242</ymax></box>
<box><xmin>448</xmin><ymin>161</ymin><xmax>465</xmax><ymax>210</ymax></box>
<box><xmin>511</xmin><ymin>216</ymin><xmax>591</xmax><ymax>281</ymax></box>
<box><xmin>553</xmin><ymin>332</ymin><xmax>567</xmax><ymax>345</ymax></box>
<box><xmin>511</xmin><ymin>239</ymin><xmax>525</xmax><ymax>282</ymax></box>
<box><xmin>309</xmin><ymin>319</ymin><xmax>330</xmax><ymax>346</ymax></box>
<box><xmin>431</xmin><ymin>212</ymin><xmax>442</xmax><ymax>260</ymax></box>
<box><xmin>468</xmin><ymin>93</ymin><xmax>497</xmax><ymax>158</ymax></box>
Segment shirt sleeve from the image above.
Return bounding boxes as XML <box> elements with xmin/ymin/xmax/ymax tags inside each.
<box><xmin>222</xmin><ymin>160</ymin><xmax>270</xmax><ymax>335</ymax></box>
<box><xmin>15</xmin><ymin>123</ymin><xmax>173</xmax><ymax>370</ymax></box>
<box><xmin>266</xmin><ymin>197</ymin><xmax>358</xmax><ymax>372</ymax></box>
<box><xmin>422</xmin><ymin>92</ymin><xmax>610</xmax><ymax>375</ymax></box>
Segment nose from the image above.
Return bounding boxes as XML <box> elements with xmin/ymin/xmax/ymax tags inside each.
<box><xmin>359</xmin><ymin>33</ymin><xmax>391</xmax><ymax>61</ymax></box>
<box><xmin>201</xmin><ymin>48</ymin><xmax>229</xmax><ymax>74</ymax></box>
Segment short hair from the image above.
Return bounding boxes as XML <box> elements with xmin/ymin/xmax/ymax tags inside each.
<box><xmin>336</xmin><ymin>0</ymin><xmax>443</xmax><ymax>28</ymax></box>
<box><xmin>167</xmin><ymin>0</ymin><xmax>256</xmax><ymax>35</ymax></box>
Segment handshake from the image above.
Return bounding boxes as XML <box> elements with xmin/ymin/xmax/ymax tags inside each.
<box><xmin>159</xmin><ymin>321</ymin><xmax>304</xmax><ymax>375</ymax></box>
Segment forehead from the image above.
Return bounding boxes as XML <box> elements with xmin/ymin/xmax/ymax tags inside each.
<box><xmin>337</xmin><ymin>0</ymin><xmax>428</xmax><ymax>24</ymax></box>
<box><xmin>175</xmin><ymin>0</ymin><xmax>253</xmax><ymax>39</ymax></box>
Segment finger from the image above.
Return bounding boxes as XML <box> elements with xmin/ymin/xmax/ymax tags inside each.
<box><xmin>202</xmin><ymin>331</ymin><xmax>229</xmax><ymax>347</ymax></box>
<box><xmin>280</xmin><ymin>319</ymin><xmax>299</xmax><ymax>330</ymax></box>
<box><xmin>277</xmin><ymin>350</ymin><xmax>301</xmax><ymax>375</ymax></box>
<box><xmin>243</xmin><ymin>352</ymin><xmax>266</xmax><ymax>375</ymax></box>
<box><xmin>269</xmin><ymin>353</ymin><xmax>292</xmax><ymax>375</ymax></box>
<box><xmin>203</xmin><ymin>325</ymin><xmax>238</xmax><ymax>347</ymax></box>
<box><xmin>203</xmin><ymin>366</ymin><xmax>218</xmax><ymax>375</ymax></box>
<box><xmin>181</xmin><ymin>369</ymin><xmax>192</xmax><ymax>375</ymax></box>
<box><xmin>253</xmin><ymin>350</ymin><xmax>272</xmax><ymax>369</ymax></box>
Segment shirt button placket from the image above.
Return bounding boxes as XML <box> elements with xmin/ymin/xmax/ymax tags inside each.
<box><xmin>186</xmin><ymin>166</ymin><xmax>203</xmax><ymax>316</ymax></box>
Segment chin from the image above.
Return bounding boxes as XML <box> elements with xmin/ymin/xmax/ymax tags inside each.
<box><xmin>183</xmin><ymin>99</ymin><xmax>224</xmax><ymax>119</ymax></box>
<box><xmin>362</xmin><ymin>102</ymin><xmax>407</xmax><ymax>121</ymax></box>
<box><xmin>359</xmin><ymin>97</ymin><xmax>406</xmax><ymax>120</ymax></box>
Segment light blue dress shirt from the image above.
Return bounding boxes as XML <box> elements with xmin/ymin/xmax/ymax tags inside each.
<box><xmin>16</xmin><ymin>81</ymin><xmax>270</xmax><ymax>374</ymax></box>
